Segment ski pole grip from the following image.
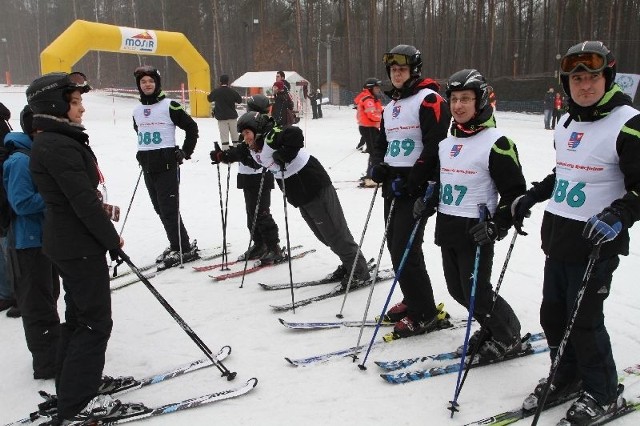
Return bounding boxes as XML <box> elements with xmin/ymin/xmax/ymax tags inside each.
<box><xmin>421</xmin><ymin>181</ymin><xmax>437</xmax><ymax>203</ymax></box>
<box><xmin>477</xmin><ymin>203</ymin><xmax>488</xmax><ymax>223</ymax></box>
<box><xmin>214</xmin><ymin>142</ymin><xmax>221</xmax><ymax>152</ymax></box>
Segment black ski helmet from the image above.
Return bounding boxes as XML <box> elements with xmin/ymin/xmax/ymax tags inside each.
<box><xmin>26</xmin><ymin>72</ymin><xmax>91</xmax><ymax>117</ymax></box>
<box><xmin>134</xmin><ymin>65</ymin><xmax>162</xmax><ymax>97</ymax></box>
<box><xmin>445</xmin><ymin>69</ymin><xmax>489</xmax><ymax>111</ymax></box>
<box><xmin>237</xmin><ymin>111</ymin><xmax>271</xmax><ymax>135</ymax></box>
<box><xmin>383</xmin><ymin>45</ymin><xmax>422</xmax><ymax>78</ymax></box>
<box><xmin>247</xmin><ymin>94</ymin><xmax>271</xmax><ymax>114</ymax></box>
<box><xmin>364</xmin><ymin>78</ymin><xmax>382</xmax><ymax>89</ymax></box>
<box><xmin>560</xmin><ymin>41</ymin><xmax>616</xmax><ymax>98</ymax></box>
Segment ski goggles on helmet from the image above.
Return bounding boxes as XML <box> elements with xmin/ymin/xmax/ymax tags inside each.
<box><xmin>68</xmin><ymin>72</ymin><xmax>91</xmax><ymax>92</ymax></box>
<box><xmin>560</xmin><ymin>52</ymin><xmax>606</xmax><ymax>74</ymax></box>
<box><xmin>383</xmin><ymin>53</ymin><xmax>411</xmax><ymax>66</ymax></box>
<box><xmin>134</xmin><ymin>65</ymin><xmax>160</xmax><ymax>79</ymax></box>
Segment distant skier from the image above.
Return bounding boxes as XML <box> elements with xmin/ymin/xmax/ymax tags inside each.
<box><xmin>354</xmin><ymin>78</ymin><xmax>384</xmax><ymax>188</ymax></box>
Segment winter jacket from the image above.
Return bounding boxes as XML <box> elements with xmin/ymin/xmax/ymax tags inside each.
<box><xmin>271</xmin><ymin>91</ymin><xmax>294</xmax><ymax>127</ymax></box>
<box><xmin>0</xmin><ymin>102</ymin><xmax>11</xmax><ymax>141</ymax></box>
<box><xmin>543</xmin><ymin>91</ymin><xmax>555</xmax><ymax>110</ymax></box>
<box><xmin>222</xmin><ymin>142</ymin><xmax>275</xmax><ymax>190</ymax></box>
<box><xmin>354</xmin><ymin>89</ymin><xmax>383</xmax><ymax>128</ymax></box>
<box><xmin>133</xmin><ymin>92</ymin><xmax>198</xmax><ymax>173</ymax></box>
<box><xmin>207</xmin><ymin>85</ymin><xmax>242</xmax><ymax>120</ymax></box>
<box><xmin>3</xmin><ymin>132</ymin><xmax>45</xmax><ymax>249</ymax></box>
<box><xmin>527</xmin><ymin>85</ymin><xmax>640</xmax><ymax>262</ymax></box>
<box><xmin>29</xmin><ymin>115</ymin><xmax>120</xmax><ymax>260</ymax></box>
<box><xmin>370</xmin><ymin>77</ymin><xmax>451</xmax><ymax>199</ymax></box>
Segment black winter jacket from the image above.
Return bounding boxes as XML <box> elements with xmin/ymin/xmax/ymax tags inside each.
<box><xmin>29</xmin><ymin>115</ymin><xmax>120</xmax><ymax>260</ymax></box>
<box><xmin>207</xmin><ymin>86</ymin><xmax>242</xmax><ymax>120</ymax></box>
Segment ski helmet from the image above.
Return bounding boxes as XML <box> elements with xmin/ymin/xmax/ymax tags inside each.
<box><xmin>445</xmin><ymin>69</ymin><xmax>489</xmax><ymax>111</ymax></box>
<box><xmin>20</xmin><ymin>105</ymin><xmax>33</xmax><ymax>135</ymax></box>
<box><xmin>134</xmin><ymin>65</ymin><xmax>162</xmax><ymax>97</ymax></box>
<box><xmin>383</xmin><ymin>45</ymin><xmax>422</xmax><ymax>78</ymax></box>
<box><xmin>364</xmin><ymin>78</ymin><xmax>382</xmax><ymax>89</ymax></box>
<box><xmin>247</xmin><ymin>94</ymin><xmax>271</xmax><ymax>114</ymax></box>
<box><xmin>26</xmin><ymin>72</ymin><xmax>91</xmax><ymax>117</ymax></box>
<box><xmin>237</xmin><ymin>111</ymin><xmax>271</xmax><ymax>135</ymax></box>
<box><xmin>560</xmin><ymin>41</ymin><xmax>616</xmax><ymax>97</ymax></box>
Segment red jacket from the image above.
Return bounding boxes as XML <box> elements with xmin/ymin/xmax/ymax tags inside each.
<box><xmin>354</xmin><ymin>89</ymin><xmax>383</xmax><ymax>128</ymax></box>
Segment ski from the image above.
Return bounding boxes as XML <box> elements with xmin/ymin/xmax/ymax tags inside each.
<box><xmin>258</xmin><ymin>259</ymin><xmax>377</xmax><ymax>290</ymax></box>
<box><xmin>110</xmin><ymin>244</ymin><xmax>228</xmax><ymax>280</ymax></box>
<box><xmin>110</xmin><ymin>272</ymin><xmax>156</xmax><ymax>293</ymax></box>
<box><xmin>21</xmin><ymin>378</ymin><xmax>258</xmax><ymax>426</ymax></box>
<box><xmin>284</xmin><ymin>319</ymin><xmax>469</xmax><ymax>367</ymax></box>
<box><xmin>375</xmin><ymin>332</ymin><xmax>546</xmax><ymax>371</ymax></box>
<box><xmin>193</xmin><ymin>244</ymin><xmax>303</xmax><ymax>272</ymax></box>
<box><xmin>9</xmin><ymin>346</ymin><xmax>233</xmax><ymax>425</ymax></box>
<box><xmin>380</xmin><ymin>342</ymin><xmax>549</xmax><ymax>384</ymax></box>
<box><xmin>269</xmin><ymin>268</ymin><xmax>396</xmax><ymax>311</ymax></box>
<box><xmin>463</xmin><ymin>364</ymin><xmax>640</xmax><ymax>426</ymax></box>
<box><xmin>210</xmin><ymin>248</ymin><xmax>316</xmax><ymax>281</ymax></box>
<box><xmin>278</xmin><ymin>317</ymin><xmax>394</xmax><ymax>330</ymax></box>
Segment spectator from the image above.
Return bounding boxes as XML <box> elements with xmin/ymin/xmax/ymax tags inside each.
<box><xmin>552</xmin><ymin>92</ymin><xmax>563</xmax><ymax>129</ymax></box>
<box><xmin>308</xmin><ymin>88</ymin><xmax>319</xmax><ymax>119</ymax></box>
<box><xmin>543</xmin><ymin>87</ymin><xmax>555</xmax><ymax>129</ymax></box>
<box><xmin>315</xmin><ymin>88</ymin><xmax>323</xmax><ymax>118</ymax></box>
<box><xmin>3</xmin><ymin>105</ymin><xmax>60</xmax><ymax>378</ymax></box>
<box><xmin>271</xmin><ymin>80</ymin><xmax>294</xmax><ymax>127</ymax></box>
<box><xmin>276</xmin><ymin>71</ymin><xmax>291</xmax><ymax>92</ymax></box>
<box><xmin>207</xmin><ymin>74</ymin><xmax>243</xmax><ymax>150</ymax></box>
<box><xmin>354</xmin><ymin>78</ymin><xmax>384</xmax><ymax>187</ymax></box>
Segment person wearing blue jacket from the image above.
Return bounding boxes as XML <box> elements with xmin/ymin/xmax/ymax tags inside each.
<box><xmin>3</xmin><ymin>105</ymin><xmax>60</xmax><ymax>379</ymax></box>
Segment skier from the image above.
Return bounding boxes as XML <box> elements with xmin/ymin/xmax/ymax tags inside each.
<box><xmin>512</xmin><ymin>41</ymin><xmax>640</xmax><ymax>425</ymax></box>
<box><xmin>27</xmin><ymin>72</ymin><xmax>124</xmax><ymax>423</ymax></box>
<box><xmin>217</xmin><ymin>110</ymin><xmax>370</xmax><ymax>287</ymax></box>
<box><xmin>132</xmin><ymin>66</ymin><xmax>199</xmax><ymax>268</ymax></box>
<box><xmin>423</xmin><ymin>69</ymin><xmax>525</xmax><ymax>360</ymax></box>
<box><xmin>368</xmin><ymin>44</ymin><xmax>452</xmax><ymax>338</ymax></box>
<box><xmin>354</xmin><ymin>78</ymin><xmax>384</xmax><ymax>187</ymax></box>
<box><xmin>3</xmin><ymin>105</ymin><xmax>60</xmax><ymax>379</ymax></box>
<box><xmin>210</xmin><ymin>94</ymin><xmax>282</xmax><ymax>263</ymax></box>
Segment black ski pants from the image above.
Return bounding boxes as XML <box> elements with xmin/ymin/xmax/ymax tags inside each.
<box><xmin>243</xmin><ymin>185</ymin><xmax>279</xmax><ymax>247</ymax></box>
<box><xmin>143</xmin><ymin>167</ymin><xmax>190</xmax><ymax>252</ymax></box>
<box><xmin>383</xmin><ymin>195</ymin><xmax>438</xmax><ymax>319</ymax></box>
<box><xmin>441</xmin><ymin>244</ymin><xmax>521</xmax><ymax>344</ymax></box>
<box><xmin>11</xmin><ymin>247</ymin><xmax>60</xmax><ymax>378</ymax></box>
<box><xmin>540</xmin><ymin>255</ymin><xmax>619</xmax><ymax>405</ymax></box>
<box><xmin>298</xmin><ymin>185</ymin><xmax>368</xmax><ymax>276</ymax></box>
<box><xmin>359</xmin><ymin>126</ymin><xmax>379</xmax><ymax>176</ymax></box>
<box><xmin>53</xmin><ymin>255</ymin><xmax>112</xmax><ymax>419</ymax></box>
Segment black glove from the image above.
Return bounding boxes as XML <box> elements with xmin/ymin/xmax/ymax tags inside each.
<box><xmin>272</xmin><ymin>150</ymin><xmax>286</xmax><ymax>169</ymax></box>
<box><xmin>582</xmin><ymin>207</ymin><xmax>623</xmax><ymax>244</ymax></box>
<box><xmin>369</xmin><ymin>163</ymin><xmax>389</xmax><ymax>184</ymax></box>
<box><xmin>407</xmin><ymin>159</ymin><xmax>429</xmax><ymax>196</ymax></box>
<box><xmin>390</xmin><ymin>177</ymin><xmax>407</xmax><ymax>197</ymax></box>
<box><xmin>175</xmin><ymin>148</ymin><xmax>186</xmax><ymax>165</ymax></box>
<box><xmin>511</xmin><ymin>192</ymin><xmax>537</xmax><ymax>235</ymax></box>
<box><xmin>210</xmin><ymin>142</ymin><xmax>228</xmax><ymax>164</ymax></box>
<box><xmin>470</xmin><ymin>221</ymin><xmax>507</xmax><ymax>245</ymax></box>
<box><xmin>413</xmin><ymin>196</ymin><xmax>437</xmax><ymax>219</ymax></box>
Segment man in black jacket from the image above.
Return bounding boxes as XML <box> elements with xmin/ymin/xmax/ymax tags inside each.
<box><xmin>207</xmin><ymin>74</ymin><xmax>242</xmax><ymax>150</ymax></box>
<box><xmin>213</xmin><ymin>111</ymin><xmax>370</xmax><ymax>286</ymax></box>
<box><xmin>28</xmin><ymin>72</ymin><xmax>123</xmax><ymax>423</ymax></box>
<box><xmin>133</xmin><ymin>66</ymin><xmax>199</xmax><ymax>268</ymax></box>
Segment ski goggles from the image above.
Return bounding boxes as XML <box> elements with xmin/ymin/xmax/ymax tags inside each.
<box><xmin>134</xmin><ymin>65</ymin><xmax>159</xmax><ymax>79</ymax></box>
<box><xmin>383</xmin><ymin>53</ymin><xmax>411</xmax><ymax>66</ymax></box>
<box><xmin>560</xmin><ymin>52</ymin><xmax>606</xmax><ymax>74</ymax></box>
<box><xmin>68</xmin><ymin>72</ymin><xmax>91</xmax><ymax>92</ymax></box>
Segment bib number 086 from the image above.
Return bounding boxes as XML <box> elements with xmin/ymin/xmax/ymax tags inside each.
<box><xmin>553</xmin><ymin>179</ymin><xmax>586</xmax><ymax>208</ymax></box>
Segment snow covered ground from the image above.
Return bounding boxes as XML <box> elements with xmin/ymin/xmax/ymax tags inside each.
<box><xmin>1</xmin><ymin>85</ymin><xmax>639</xmax><ymax>425</ymax></box>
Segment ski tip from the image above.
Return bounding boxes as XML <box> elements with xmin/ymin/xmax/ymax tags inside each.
<box><xmin>248</xmin><ymin>377</ymin><xmax>258</xmax><ymax>388</ymax></box>
<box><xmin>278</xmin><ymin>318</ymin><xmax>286</xmax><ymax>325</ymax></box>
<box><xmin>284</xmin><ymin>357</ymin><xmax>298</xmax><ymax>367</ymax></box>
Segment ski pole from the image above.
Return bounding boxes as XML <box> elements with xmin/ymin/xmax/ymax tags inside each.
<box><xmin>358</xmin><ymin>182</ymin><xmax>436</xmax><ymax>370</ymax></box>
<box><xmin>449</xmin><ymin>203</ymin><xmax>487</xmax><ymax>417</ymax></box>
<box><xmin>214</xmin><ymin>143</ymin><xmax>229</xmax><ymax>271</ymax></box>
<box><xmin>239</xmin><ymin>169</ymin><xmax>267</xmax><ymax>289</ymax></box>
<box><xmin>336</xmin><ymin>183</ymin><xmax>379</xmax><ymax>318</ymax></box>
<box><xmin>531</xmin><ymin>243</ymin><xmax>602</xmax><ymax>426</ymax></box>
<box><xmin>279</xmin><ymin>167</ymin><xmax>296</xmax><ymax>314</ymax></box>
<box><xmin>175</xmin><ymin>163</ymin><xmax>184</xmax><ymax>268</ymax></box>
<box><xmin>116</xmin><ymin>249</ymin><xmax>237</xmax><ymax>380</ymax></box>
<box><xmin>118</xmin><ymin>169</ymin><xmax>143</xmax><ymax>239</ymax></box>
<box><xmin>350</xmin><ymin>195</ymin><xmax>395</xmax><ymax>362</ymax></box>
<box><xmin>327</xmin><ymin>149</ymin><xmax>358</xmax><ymax>170</ymax></box>
<box><xmin>450</xmin><ymin>228</ymin><xmax>519</xmax><ymax>412</ymax></box>
<box><xmin>223</xmin><ymin>162</ymin><xmax>231</xmax><ymax>267</ymax></box>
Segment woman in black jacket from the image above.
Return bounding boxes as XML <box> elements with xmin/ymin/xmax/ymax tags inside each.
<box><xmin>28</xmin><ymin>72</ymin><xmax>123</xmax><ymax>423</ymax></box>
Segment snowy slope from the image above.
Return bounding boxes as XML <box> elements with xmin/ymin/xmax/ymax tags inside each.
<box><xmin>1</xmin><ymin>86</ymin><xmax>639</xmax><ymax>426</ymax></box>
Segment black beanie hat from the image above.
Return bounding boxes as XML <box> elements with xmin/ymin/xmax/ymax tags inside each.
<box><xmin>20</xmin><ymin>105</ymin><xmax>33</xmax><ymax>135</ymax></box>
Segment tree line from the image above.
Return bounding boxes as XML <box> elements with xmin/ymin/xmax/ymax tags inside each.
<box><xmin>0</xmin><ymin>0</ymin><xmax>638</xmax><ymax>99</ymax></box>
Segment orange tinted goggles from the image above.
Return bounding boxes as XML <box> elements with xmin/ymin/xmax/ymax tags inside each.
<box><xmin>560</xmin><ymin>53</ymin><xmax>606</xmax><ymax>74</ymax></box>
